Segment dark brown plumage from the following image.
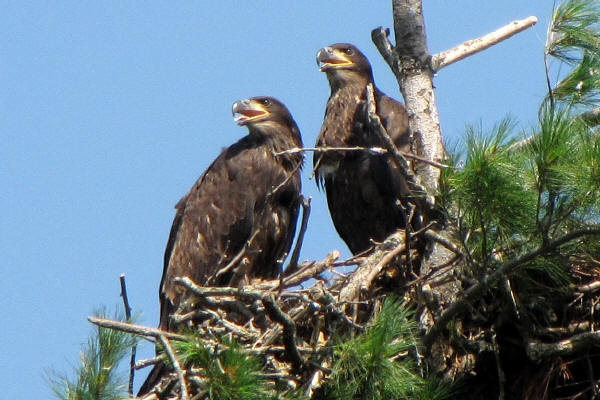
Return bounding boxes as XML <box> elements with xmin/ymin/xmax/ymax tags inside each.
<box><xmin>139</xmin><ymin>96</ymin><xmax>303</xmax><ymax>396</ymax></box>
<box><xmin>314</xmin><ymin>43</ymin><xmax>414</xmax><ymax>255</ymax></box>
<box><xmin>158</xmin><ymin>96</ymin><xmax>303</xmax><ymax>331</ymax></box>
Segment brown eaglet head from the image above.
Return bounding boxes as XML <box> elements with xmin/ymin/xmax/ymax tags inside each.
<box><xmin>316</xmin><ymin>43</ymin><xmax>373</xmax><ymax>81</ymax></box>
<box><xmin>232</xmin><ymin>96</ymin><xmax>293</xmax><ymax>127</ymax></box>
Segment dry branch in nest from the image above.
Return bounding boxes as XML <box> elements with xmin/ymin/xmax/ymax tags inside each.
<box><xmin>92</xmin><ymin>218</ymin><xmax>439</xmax><ymax>399</ymax></box>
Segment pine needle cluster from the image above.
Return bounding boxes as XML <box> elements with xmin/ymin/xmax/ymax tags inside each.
<box><xmin>545</xmin><ymin>0</ymin><xmax>600</xmax><ymax>108</ymax></box>
<box><xmin>170</xmin><ymin>335</ymin><xmax>273</xmax><ymax>400</ymax></box>
<box><xmin>317</xmin><ymin>298</ymin><xmax>450</xmax><ymax>400</ymax></box>
<box><xmin>439</xmin><ymin>0</ymin><xmax>600</xmax><ymax>291</ymax></box>
<box><xmin>48</xmin><ymin>308</ymin><xmax>136</xmax><ymax>400</ymax></box>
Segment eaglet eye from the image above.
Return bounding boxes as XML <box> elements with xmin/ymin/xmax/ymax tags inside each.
<box><xmin>344</xmin><ymin>48</ymin><xmax>354</xmax><ymax>55</ymax></box>
<box><xmin>261</xmin><ymin>98</ymin><xmax>271</xmax><ymax>107</ymax></box>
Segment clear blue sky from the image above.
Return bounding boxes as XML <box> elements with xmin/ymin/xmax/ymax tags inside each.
<box><xmin>2</xmin><ymin>2</ymin><xmax>553</xmax><ymax>398</ymax></box>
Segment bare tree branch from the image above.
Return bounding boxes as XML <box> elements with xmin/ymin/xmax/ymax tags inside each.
<box><xmin>158</xmin><ymin>334</ymin><xmax>189</xmax><ymax>400</ymax></box>
<box><xmin>274</xmin><ymin>146</ymin><xmax>386</xmax><ymax>156</ymax></box>
<box><xmin>432</xmin><ymin>16</ymin><xmax>538</xmax><ymax>71</ymax></box>
<box><xmin>527</xmin><ymin>331</ymin><xmax>600</xmax><ymax>363</ymax></box>
<box><xmin>119</xmin><ymin>274</ymin><xmax>136</xmax><ymax>398</ymax></box>
<box><xmin>576</xmin><ymin>280</ymin><xmax>600</xmax><ymax>293</ymax></box>
<box><xmin>340</xmin><ymin>231</ymin><xmax>405</xmax><ymax>301</ymax></box>
<box><xmin>365</xmin><ymin>83</ymin><xmax>430</xmax><ymax>198</ymax></box>
<box><xmin>88</xmin><ymin>316</ymin><xmax>186</xmax><ymax>342</ymax></box>
<box><xmin>285</xmin><ymin>196</ymin><xmax>311</xmax><ymax>276</ymax></box>
<box><xmin>262</xmin><ymin>295</ymin><xmax>304</xmax><ymax>371</ymax></box>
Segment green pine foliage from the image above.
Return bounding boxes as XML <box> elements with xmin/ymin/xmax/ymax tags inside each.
<box><xmin>546</xmin><ymin>0</ymin><xmax>600</xmax><ymax>64</ymax></box>
<box><xmin>171</xmin><ymin>335</ymin><xmax>274</xmax><ymax>400</ymax></box>
<box><xmin>451</xmin><ymin>118</ymin><xmax>537</xmax><ymax>265</ymax></box>
<box><xmin>318</xmin><ymin>298</ymin><xmax>451</xmax><ymax>400</ymax></box>
<box><xmin>48</xmin><ymin>308</ymin><xmax>136</xmax><ymax>400</ymax></box>
<box><xmin>440</xmin><ymin>0</ymin><xmax>600</xmax><ymax>297</ymax></box>
<box><xmin>551</xmin><ymin>54</ymin><xmax>600</xmax><ymax>106</ymax></box>
<box><xmin>545</xmin><ymin>0</ymin><xmax>600</xmax><ymax>109</ymax></box>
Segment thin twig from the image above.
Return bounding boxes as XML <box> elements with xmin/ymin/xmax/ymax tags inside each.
<box><xmin>119</xmin><ymin>274</ymin><xmax>136</xmax><ymax>397</ymax></box>
<box><xmin>209</xmin><ymin>230</ymin><xmax>259</xmax><ymax>284</ymax></box>
<box><xmin>158</xmin><ymin>334</ymin><xmax>189</xmax><ymax>400</ymax></box>
<box><xmin>365</xmin><ymin>83</ymin><xmax>429</xmax><ymax>198</ymax></box>
<box><xmin>275</xmin><ymin>146</ymin><xmax>447</xmax><ymax>169</ymax></box>
<box><xmin>404</xmin><ymin>254</ymin><xmax>461</xmax><ymax>289</ymax></box>
<box><xmin>284</xmin><ymin>196</ymin><xmax>312</xmax><ymax>276</ymax></box>
<box><xmin>274</xmin><ymin>146</ymin><xmax>386</xmax><ymax>156</ymax></box>
<box><xmin>135</xmin><ymin>357</ymin><xmax>162</xmax><ymax>370</ymax></box>
<box><xmin>268</xmin><ymin>159</ymin><xmax>303</xmax><ymax>200</ymax></box>
<box><xmin>422</xmin><ymin>230</ymin><xmax>464</xmax><ymax>257</ymax></box>
<box><xmin>281</xmin><ymin>251</ymin><xmax>340</xmax><ymax>288</ymax></box>
<box><xmin>492</xmin><ymin>329</ymin><xmax>506</xmax><ymax>400</ymax></box>
<box><xmin>575</xmin><ymin>280</ymin><xmax>600</xmax><ymax>293</ymax></box>
<box><xmin>363</xmin><ymin>241</ymin><xmax>406</xmax><ymax>293</ymax></box>
<box><xmin>88</xmin><ymin>316</ymin><xmax>186</xmax><ymax>341</ymax></box>
<box><xmin>262</xmin><ymin>295</ymin><xmax>304</xmax><ymax>371</ymax></box>
<box><xmin>432</xmin><ymin>16</ymin><xmax>538</xmax><ymax>71</ymax></box>
<box><xmin>119</xmin><ymin>274</ymin><xmax>132</xmax><ymax>320</ymax></box>
<box><xmin>175</xmin><ymin>277</ymin><xmax>265</xmax><ymax>301</ymax></box>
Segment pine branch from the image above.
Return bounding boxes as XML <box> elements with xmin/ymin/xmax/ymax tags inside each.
<box><xmin>423</xmin><ymin>228</ymin><xmax>600</xmax><ymax>348</ymax></box>
<box><xmin>50</xmin><ymin>309</ymin><xmax>135</xmax><ymax>400</ymax></box>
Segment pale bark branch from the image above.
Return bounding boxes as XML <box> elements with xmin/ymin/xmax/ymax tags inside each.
<box><xmin>364</xmin><ymin>241</ymin><xmax>406</xmax><ymax>293</ymax></box>
<box><xmin>527</xmin><ymin>331</ymin><xmax>600</xmax><ymax>363</ymax></box>
<box><xmin>88</xmin><ymin>316</ymin><xmax>186</xmax><ymax>341</ymax></box>
<box><xmin>274</xmin><ymin>146</ymin><xmax>385</xmax><ymax>156</ymax></box>
<box><xmin>174</xmin><ymin>277</ymin><xmax>265</xmax><ymax>301</ymax></box>
<box><xmin>135</xmin><ymin>356</ymin><xmax>162</xmax><ymax>370</ymax></box>
<box><xmin>339</xmin><ymin>231</ymin><xmax>405</xmax><ymax>301</ymax></box>
<box><xmin>431</xmin><ymin>16</ymin><xmax>538</xmax><ymax>71</ymax></box>
<box><xmin>423</xmin><ymin>230</ymin><xmax>463</xmax><ymax>257</ymax></box>
<box><xmin>390</xmin><ymin>0</ymin><xmax>444</xmax><ymax>196</ymax></box>
<box><xmin>385</xmin><ymin>4</ymin><xmax>462</xmax><ymax>368</ymax></box>
<box><xmin>279</xmin><ymin>250</ymin><xmax>340</xmax><ymax>287</ymax></box>
<box><xmin>575</xmin><ymin>280</ymin><xmax>600</xmax><ymax>293</ymax></box>
<box><xmin>158</xmin><ymin>334</ymin><xmax>189</xmax><ymax>400</ymax></box>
